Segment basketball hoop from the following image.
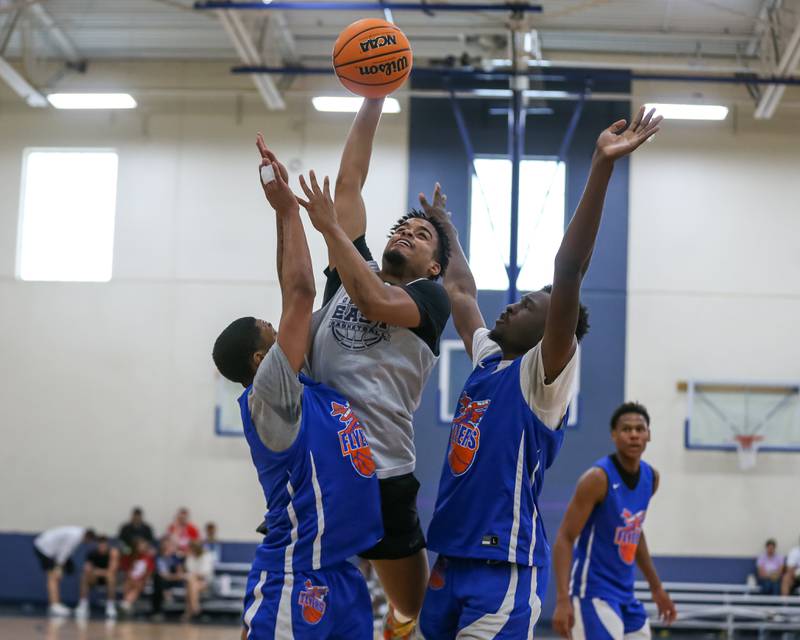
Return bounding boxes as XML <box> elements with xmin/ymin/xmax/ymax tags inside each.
<box><xmin>734</xmin><ymin>434</ymin><xmax>764</xmax><ymax>471</ymax></box>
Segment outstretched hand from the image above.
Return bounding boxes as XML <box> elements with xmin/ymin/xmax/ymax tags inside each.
<box><xmin>595</xmin><ymin>106</ymin><xmax>663</xmax><ymax>162</ymax></box>
<box><xmin>297</xmin><ymin>170</ymin><xmax>338</xmax><ymax>234</ymax></box>
<box><xmin>653</xmin><ymin>586</ymin><xmax>677</xmax><ymax>625</ymax></box>
<box><xmin>418</xmin><ymin>182</ymin><xmax>451</xmax><ymax>225</ymax></box>
<box><xmin>256</xmin><ymin>132</ymin><xmax>296</xmax><ymax>213</ymax></box>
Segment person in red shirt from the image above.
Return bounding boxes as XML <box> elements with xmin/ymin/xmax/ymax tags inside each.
<box><xmin>120</xmin><ymin>538</ymin><xmax>155</xmax><ymax>614</ymax></box>
<box><xmin>166</xmin><ymin>508</ymin><xmax>200</xmax><ymax>554</ymax></box>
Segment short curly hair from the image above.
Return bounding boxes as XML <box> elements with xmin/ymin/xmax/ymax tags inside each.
<box><xmin>610</xmin><ymin>402</ymin><xmax>650</xmax><ymax>431</ymax></box>
<box><xmin>389</xmin><ymin>209</ymin><xmax>451</xmax><ymax>279</ymax></box>
<box><xmin>540</xmin><ymin>285</ymin><xmax>590</xmax><ymax>341</ymax></box>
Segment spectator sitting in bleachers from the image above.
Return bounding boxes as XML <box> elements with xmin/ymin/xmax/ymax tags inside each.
<box><xmin>120</xmin><ymin>538</ymin><xmax>155</xmax><ymax>615</ymax></box>
<box><xmin>166</xmin><ymin>507</ymin><xmax>200</xmax><ymax>555</ymax></box>
<box><xmin>75</xmin><ymin>535</ymin><xmax>120</xmax><ymax>619</ymax></box>
<box><xmin>757</xmin><ymin>538</ymin><xmax>784</xmax><ymax>595</ymax></box>
<box><xmin>151</xmin><ymin>537</ymin><xmax>185</xmax><ymax>619</ymax></box>
<box><xmin>183</xmin><ymin>541</ymin><xmax>215</xmax><ymax>620</ymax></box>
<box><xmin>33</xmin><ymin>526</ymin><xmax>96</xmax><ymax>618</ymax></box>
<box><xmin>782</xmin><ymin>535</ymin><xmax>800</xmax><ymax>596</ymax></box>
<box><xmin>203</xmin><ymin>522</ymin><xmax>222</xmax><ymax>564</ymax></box>
<box><xmin>118</xmin><ymin>507</ymin><xmax>155</xmax><ymax>556</ymax></box>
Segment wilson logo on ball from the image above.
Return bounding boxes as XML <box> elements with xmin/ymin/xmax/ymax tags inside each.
<box><xmin>358</xmin><ymin>57</ymin><xmax>409</xmax><ymax>78</ymax></box>
<box><xmin>359</xmin><ymin>34</ymin><xmax>397</xmax><ymax>52</ymax></box>
<box><xmin>447</xmin><ymin>393</ymin><xmax>491</xmax><ymax>476</ymax></box>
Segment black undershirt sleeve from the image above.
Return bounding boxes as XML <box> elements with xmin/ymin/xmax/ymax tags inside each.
<box><xmin>402</xmin><ymin>279</ymin><xmax>451</xmax><ymax>355</ymax></box>
<box><xmin>322</xmin><ymin>235</ymin><xmax>373</xmax><ymax>306</ymax></box>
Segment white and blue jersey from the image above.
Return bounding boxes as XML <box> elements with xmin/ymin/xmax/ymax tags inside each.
<box><xmin>570</xmin><ymin>456</ymin><xmax>653</xmax><ymax>603</ymax></box>
<box><xmin>238</xmin><ymin>371</ymin><xmax>383</xmax><ymax>639</ymax></box>
<box><xmin>427</xmin><ymin>352</ymin><xmax>567</xmax><ymax>567</ymax></box>
<box><xmin>422</xmin><ymin>329</ymin><xmax>578</xmax><ymax>639</ymax></box>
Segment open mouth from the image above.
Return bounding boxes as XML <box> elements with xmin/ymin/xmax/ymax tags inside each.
<box><xmin>393</xmin><ymin>238</ymin><xmax>412</xmax><ymax>249</ymax></box>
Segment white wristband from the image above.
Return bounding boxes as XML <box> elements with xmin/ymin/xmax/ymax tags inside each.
<box><xmin>260</xmin><ymin>164</ymin><xmax>276</xmax><ymax>185</ymax></box>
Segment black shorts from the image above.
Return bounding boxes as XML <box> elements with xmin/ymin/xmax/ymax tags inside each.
<box><xmin>359</xmin><ymin>473</ymin><xmax>426</xmax><ymax>560</ymax></box>
<box><xmin>34</xmin><ymin>547</ymin><xmax>56</xmax><ymax>572</ymax></box>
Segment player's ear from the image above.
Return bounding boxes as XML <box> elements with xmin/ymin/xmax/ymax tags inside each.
<box><xmin>428</xmin><ymin>260</ymin><xmax>441</xmax><ymax>279</ymax></box>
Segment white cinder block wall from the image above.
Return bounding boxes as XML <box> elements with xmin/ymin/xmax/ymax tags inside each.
<box><xmin>0</xmin><ymin>98</ymin><xmax>409</xmax><ymax>540</ymax></box>
<box><xmin>627</xmin><ymin>115</ymin><xmax>800</xmax><ymax>557</ymax></box>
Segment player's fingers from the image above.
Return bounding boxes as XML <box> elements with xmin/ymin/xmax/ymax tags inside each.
<box><xmin>296</xmin><ymin>196</ymin><xmax>311</xmax><ymax>210</ymax></box>
<box><xmin>639</xmin><ymin>107</ymin><xmax>655</xmax><ymax>130</ymax></box>
<box><xmin>309</xmin><ymin>170</ymin><xmax>322</xmax><ymax>196</ymax></box>
<box><xmin>256</xmin><ymin>132</ymin><xmax>268</xmax><ymax>158</ymax></box>
<box><xmin>631</xmin><ymin>105</ymin><xmax>645</xmax><ymax>129</ymax></box>
<box><xmin>644</xmin><ymin>115</ymin><xmax>664</xmax><ymax>134</ymax></box>
<box><xmin>609</xmin><ymin>119</ymin><xmax>627</xmax><ymax>134</ymax></box>
<box><xmin>298</xmin><ymin>174</ymin><xmax>314</xmax><ymax>199</ymax></box>
<box><xmin>323</xmin><ymin>175</ymin><xmax>332</xmax><ymax>200</ymax></box>
<box><xmin>272</xmin><ymin>162</ymin><xmax>287</xmax><ymax>187</ymax></box>
<box><xmin>419</xmin><ymin>193</ymin><xmax>431</xmax><ymax>208</ymax></box>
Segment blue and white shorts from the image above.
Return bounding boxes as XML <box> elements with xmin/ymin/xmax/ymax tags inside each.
<box><xmin>572</xmin><ymin>596</ymin><xmax>651</xmax><ymax>640</ymax></box>
<box><xmin>242</xmin><ymin>561</ymin><xmax>372</xmax><ymax>639</ymax></box>
<box><xmin>420</xmin><ymin>556</ymin><xmax>547</xmax><ymax>639</ymax></box>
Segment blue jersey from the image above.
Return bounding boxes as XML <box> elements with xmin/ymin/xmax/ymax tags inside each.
<box><xmin>427</xmin><ymin>352</ymin><xmax>566</xmax><ymax>567</ymax></box>
<box><xmin>239</xmin><ymin>374</ymin><xmax>383</xmax><ymax>573</ymax></box>
<box><xmin>570</xmin><ymin>456</ymin><xmax>654</xmax><ymax>603</ymax></box>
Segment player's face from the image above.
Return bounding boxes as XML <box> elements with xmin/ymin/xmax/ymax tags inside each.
<box><xmin>490</xmin><ymin>291</ymin><xmax>550</xmax><ymax>353</ymax></box>
<box><xmin>611</xmin><ymin>413</ymin><xmax>650</xmax><ymax>458</ymax></box>
<box><xmin>383</xmin><ymin>218</ymin><xmax>441</xmax><ymax>279</ymax></box>
<box><xmin>255</xmin><ymin>319</ymin><xmax>277</xmax><ymax>350</ymax></box>
<box><xmin>97</xmin><ymin>540</ymin><xmax>108</xmax><ymax>553</ymax></box>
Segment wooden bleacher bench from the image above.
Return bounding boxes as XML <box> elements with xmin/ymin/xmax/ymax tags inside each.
<box><xmin>635</xmin><ymin>580</ymin><xmax>800</xmax><ymax>637</ymax></box>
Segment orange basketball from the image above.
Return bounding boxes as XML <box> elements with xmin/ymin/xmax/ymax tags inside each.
<box><xmin>332</xmin><ymin>18</ymin><xmax>413</xmax><ymax>99</ymax></box>
<box><xmin>448</xmin><ymin>443</ymin><xmax>474</xmax><ymax>476</ymax></box>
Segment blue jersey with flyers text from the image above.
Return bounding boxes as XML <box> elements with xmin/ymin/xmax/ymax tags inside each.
<box><xmin>238</xmin><ymin>373</ymin><xmax>383</xmax><ymax>572</ymax></box>
<box><xmin>427</xmin><ymin>351</ymin><xmax>566</xmax><ymax>567</ymax></box>
<box><xmin>570</xmin><ymin>456</ymin><xmax>654</xmax><ymax>603</ymax></box>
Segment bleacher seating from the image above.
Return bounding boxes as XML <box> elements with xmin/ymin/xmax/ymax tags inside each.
<box><xmin>636</xmin><ymin>580</ymin><xmax>800</xmax><ymax>637</ymax></box>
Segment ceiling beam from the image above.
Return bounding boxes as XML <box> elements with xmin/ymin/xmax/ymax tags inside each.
<box><xmin>0</xmin><ymin>54</ymin><xmax>47</xmax><ymax>105</ymax></box>
<box><xmin>217</xmin><ymin>10</ymin><xmax>285</xmax><ymax>110</ymax></box>
<box><xmin>754</xmin><ymin>15</ymin><xmax>800</xmax><ymax>118</ymax></box>
<box><xmin>27</xmin><ymin>2</ymin><xmax>82</xmax><ymax>65</ymax></box>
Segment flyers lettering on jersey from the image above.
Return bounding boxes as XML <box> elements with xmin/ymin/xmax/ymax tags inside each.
<box><xmin>330</xmin><ymin>401</ymin><xmax>377</xmax><ymax>478</ymax></box>
<box><xmin>297</xmin><ymin>579</ymin><xmax>329</xmax><ymax>624</ymax></box>
<box><xmin>447</xmin><ymin>392</ymin><xmax>491</xmax><ymax>476</ymax></box>
<box><xmin>613</xmin><ymin>508</ymin><xmax>646</xmax><ymax>565</ymax></box>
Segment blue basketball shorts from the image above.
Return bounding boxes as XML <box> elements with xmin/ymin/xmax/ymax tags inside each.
<box><xmin>420</xmin><ymin>556</ymin><xmax>548</xmax><ymax>639</ymax></box>
<box><xmin>571</xmin><ymin>596</ymin><xmax>650</xmax><ymax>640</ymax></box>
<box><xmin>241</xmin><ymin>560</ymin><xmax>372</xmax><ymax>639</ymax></box>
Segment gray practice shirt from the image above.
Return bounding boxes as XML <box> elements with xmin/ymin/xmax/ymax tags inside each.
<box><xmin>248</xmin><ymin>344</ymin><xmax>304</xmax><ymax>452</ymax></box>
<box><xmin>309</xmin><ymin>236</ymin><xmax>451</xmax><ymax>479</ymax></box>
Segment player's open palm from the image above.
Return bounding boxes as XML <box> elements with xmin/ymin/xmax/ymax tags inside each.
<box><xmin>653</xmin><ymin>586</ymin><xmax>677</xmax><ymax>625</ymax></box>
<box><xmin>596</xmin><ymin>106</ymin><xmax>663</xmax><ymax>162</ymax></box>
<box><xmin>297</xmin><ymin>170</ymin><xmax>338</xmax><ymax>234</ymax></box>
<box><xmin>552</xmin><ymin>598</ymin><xmax>575</xmax><ymax>638</ymax></box>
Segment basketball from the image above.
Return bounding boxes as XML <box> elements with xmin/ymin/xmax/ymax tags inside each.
<box><xmin>332</xmin><ymin>18</ymin><xmax>413</xmax><ymax>99</ymax></box>
<box><xmin>448</xmin><ymin>443</ymin><xmax>474</xmax><ymax>476</ymax></box>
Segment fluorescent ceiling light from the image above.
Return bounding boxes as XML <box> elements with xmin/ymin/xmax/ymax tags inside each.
<box><xmin>47</xmin><ymin>93</ymin><xmax>137</xmax><ymax>110</ymax></box>
<box><xmin>312</xmin><ymin>96</ymin><xmax>400</xmax><ymax>114</ymax></box>
<box><xmin>644</xmin><ymin>103</ymin><xmax>728</xmax><ymax>121</ymax></box>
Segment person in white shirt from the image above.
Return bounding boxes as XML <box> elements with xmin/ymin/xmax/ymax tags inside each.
<box><xmin>782</xmin><ymin>537</ymin><xmax>800</xmax><ymax>595</ymax></box>
<box><xmin>183</xmin><ymin>540</ymin><xmax>215</xmax><ymax>620</ymax></box>
<box><xmin>33</xmin><ymin>526</ymin><xmax>96</xmax><ymax>617</ymax></box>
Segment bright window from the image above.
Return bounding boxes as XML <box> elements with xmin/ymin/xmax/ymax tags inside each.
<box><xmin>469</xmin><ymin>158</ymin><xmax>566</xmax><ymax>291</ymax></box>
<box><xmin>17</xmin><ymin>149</ymin><xmax>118</xmax><ymax>282</ymax></box>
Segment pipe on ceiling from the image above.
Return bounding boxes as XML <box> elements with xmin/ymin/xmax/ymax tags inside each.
<box><xmin>195</xmin><ymin>1</ymin><xmax>542</xmax><ymax>12</ymax></box>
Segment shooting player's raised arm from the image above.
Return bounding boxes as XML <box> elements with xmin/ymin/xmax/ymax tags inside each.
<box><xmin>331</xmin><ymin>97</ymin><xmax>384</xmax><ymax>265</ymax></box>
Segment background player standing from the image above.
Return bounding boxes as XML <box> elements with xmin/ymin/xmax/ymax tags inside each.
<box><xmin>418</xmin><ymin>106</ymin><xmax>662</xmax><ymax>639</ymax></box>
<box><xmin>552</xmin><ymin>402</ymin><xmax>677</xmax><ymax>639</ymax></box>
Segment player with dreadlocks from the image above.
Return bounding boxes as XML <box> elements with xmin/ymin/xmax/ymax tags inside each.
<box><xmin>297</xmin><ymin>97</ymin><xmax>451</xmax><ymax>639</ymax></box>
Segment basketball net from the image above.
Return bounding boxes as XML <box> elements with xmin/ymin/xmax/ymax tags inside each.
<box><xmin>734</xmin><ymin>434</ymin><xmax>763</xmax><ymax>471</ymax></box>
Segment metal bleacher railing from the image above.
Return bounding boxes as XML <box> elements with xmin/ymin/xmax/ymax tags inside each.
<box><xmin>635</xmin><ymin>580</ymin><xmax>800</xmax><ymax>638</ymax></box>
